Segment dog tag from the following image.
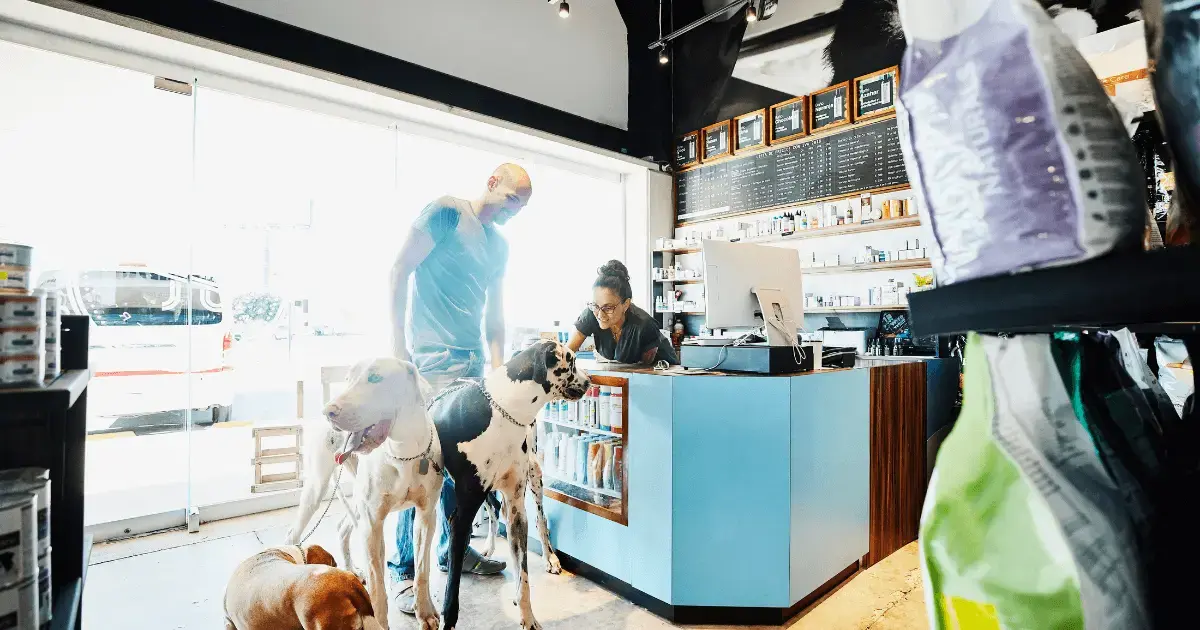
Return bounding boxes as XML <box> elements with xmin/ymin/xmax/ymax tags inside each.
<box><xmin>419</xmin><ymin>458</ymin><xmax>430</xmax><ymax>475</ymax></box>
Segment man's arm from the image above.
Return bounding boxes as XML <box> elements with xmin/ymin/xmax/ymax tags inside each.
<box><xmin>485</xmin><ymin>275</ymin><xmax>505</xmax><ymax>368</ymax></box>
<box><xmin>390</xmin><ymin>228</ymin><xmax>435</xmax><ymax>361</ymax></box>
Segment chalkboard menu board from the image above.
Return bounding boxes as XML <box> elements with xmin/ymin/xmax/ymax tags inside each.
<box><xmin>675</xmin><ymin>117</ymin><xmax>909</xmax><ymax>223</ymax></box>
<box><xmin>734</xmin><ymin>109</ymin><xmax>767</xmax><ymax>154</ymax></box>
<box><xmin>811</xmin><ymin>81</ymin><xmax>851</xmax><ymax>132</ymax></box>
<box><xmin>702</xmin><ymin>120</ymin><xmax>731</xmax><ymax>162</ymax></box>
<box><xmin>855</xmin><ymin>66</ymin><xmax>899</xmax><ymax>120</ymax></box>
<box><xmin>771</xmin><ymin>96</ymin><xmax>807</xmax><ymax>143</ymax></box>
<box><xmin>675</xmin><ymin>131</ymin><xmax>699</xmax><ymax>169</ymax></box>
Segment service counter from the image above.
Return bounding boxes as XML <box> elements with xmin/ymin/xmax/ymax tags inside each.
<box><xmin>525</xmin><ymin>357</ymin><xmax>958</xmax><ymax>625</ymax></box>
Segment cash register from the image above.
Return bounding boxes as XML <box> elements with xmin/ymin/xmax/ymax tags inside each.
<box><xmin>680</xmin><ymin>240</ymin><xmax>818</xmax><ymax>374</ymax></box>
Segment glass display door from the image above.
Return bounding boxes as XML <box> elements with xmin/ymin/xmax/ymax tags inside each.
<box><xmin>0</xmin><ymin>41</ymin><xmax>197</xmax><ymax>528</ymax></box>
<box><xmin>187</xmin><ymin>86</ymin><xmax>399</xmax><ymax>513</ymax></box>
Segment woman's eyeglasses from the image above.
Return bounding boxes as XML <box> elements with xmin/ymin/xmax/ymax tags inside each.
<box><xmin>588</xmin><ymin>302</ymin><xmax>620</xmax><ymax>316</ymax></box>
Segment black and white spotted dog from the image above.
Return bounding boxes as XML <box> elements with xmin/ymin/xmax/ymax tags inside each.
<box><xmin>435</xmin><ymin>339</ymin><xmax>590</xmax><ymax>630</ymax></box>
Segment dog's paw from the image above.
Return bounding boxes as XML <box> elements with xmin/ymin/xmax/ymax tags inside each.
<box><xmin>520</xmin><ymin>618</ymin><xmax>543</xmax><ymax>630</ymax></box>
<box><xmin>546</xmin><ymin>553</ymin><xmax>562</xmax><ymax>575</ymax></box>
<box><xmin>481</xmin><ymin>543</ymin><xmax>495</xmax><ymax>558</ymax></box>
<box><xmin>417</xmin><ymin>610</ymin><xmax>440</xmax><ymax>630</ymax></box>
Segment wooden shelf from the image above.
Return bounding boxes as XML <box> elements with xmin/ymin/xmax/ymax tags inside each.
<box><xmin>654</xmin><ymin>217</ymin><xmax>922</xmax><ymax>255</ymax></box>
<box><xmin>655</xmin><ymin>278</ymin><xmax>704</xmax><ymax>284</ymax></box>
<box><xmin>543</xmin><ymin>471</ymin><xmax>623</xmax><ymax>499</ymax></box>
<box><xmin>675</xmin><ymin>181</ymin><xmax>913</xmax><ymax>226</ymax></box>
<box><xmin>807</xmin><ymin>305</ymin><xmax>908</xmax><ymax>314</ymax></box>
<box><xmin>803</xmin><ymin>259</ymin><xmax>931</xmax><ymax>275</ymax></box>
<box><xmin>540</xmin><ymin>417</ymin><xmax>624</xmax><ymax>438</ymax></box>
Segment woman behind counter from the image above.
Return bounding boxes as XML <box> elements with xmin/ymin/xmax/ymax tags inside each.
<box><xmin>568</xmin><ymin>260</ymin><xmax>679</xmax><ymax>365</ymax></box>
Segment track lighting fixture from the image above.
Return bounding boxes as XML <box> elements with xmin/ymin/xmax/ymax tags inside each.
<box><xmin>746</xmin><ymin>4</ymin><xmax>758</xmax><ymax>22</ymax></box>
<box><xmin>658</xmin><ymin>48</ymin><xmax>669</xmax><ymax>64</ymax></box>
<box><xmin>559</xmin><ymin>1</ymin><xmax>570</xmax><ymax>18</ymax></box>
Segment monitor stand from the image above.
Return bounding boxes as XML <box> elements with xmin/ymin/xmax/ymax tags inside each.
<box><xmin>679</xmin><ymin>287</ymin><xmax>817</xmax><ymax>373</ymax></box>
<box><xmin>752</xmin><ymin>286</ymin><xmax>800</xmax><ymax>347</ymax></box>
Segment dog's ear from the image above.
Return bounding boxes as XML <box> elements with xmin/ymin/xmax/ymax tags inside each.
<box><xmin>506</xmin><ymin>340</ymin><xmax>556</xmax><ymax>393</ymax></box>
<box><xmin>303</xmin><ymin>544</ymin><xmax>337</xmax><ymax>567</ymax></box>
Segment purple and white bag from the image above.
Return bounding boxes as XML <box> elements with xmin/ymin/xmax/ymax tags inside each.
<box><xmin>896</xmin><ymin>0</ymin><xmax>1146</xmax><ymax>285</ymax></box>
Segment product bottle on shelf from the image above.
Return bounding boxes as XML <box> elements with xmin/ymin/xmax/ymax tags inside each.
<box><xmin>598</xmin><ymin>385</ymin><xmax>612</xmax><ymax>430</ymax></box>
<box><xmin>609</xmin><ymin>386</ymin><xmax>624</xmax><ymax>432</ymax></box>
<box><xmin>600</xmin><ymin>442</ymin><xmax>613</xmax><ymax>490</ymax></box>
<box><xmin>588</xmin><ymin>441</ymin><xmax>604</xmax><ymax>489</ymax></box>
<box><xmin>613</xmin><ymin>445</ymin><xmax>624</xmax><ymax>489</ymax></box>
<box><xmin>576</xmin><ymin>437</ymin><xmax>589</xmax><ymax>483</ymax></box>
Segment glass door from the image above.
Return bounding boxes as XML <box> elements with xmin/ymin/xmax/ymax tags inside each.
<box><xmin>188</xmin><ymin>85</ymin><xmax>398</xmax><ymax>512</ymax></box>
<box><xmin>0</xmin><ymin>41</ymin><xmax>197</xmax><ymax>527</ymax></box>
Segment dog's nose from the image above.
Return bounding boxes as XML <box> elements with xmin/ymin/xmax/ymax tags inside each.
<box><xmin>324</xmin><ymin>404</ymin><xmax>340</xmax><ymax>420</ymax></box>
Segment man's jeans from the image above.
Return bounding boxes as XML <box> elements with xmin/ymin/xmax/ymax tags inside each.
<box><xmin>387</xmin><ymin>347</ymin><xmax>483</xmax><ymax>582</ymax></box>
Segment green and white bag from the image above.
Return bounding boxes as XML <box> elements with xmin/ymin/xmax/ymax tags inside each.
<box><xmin>921</xmin><ymin>334</ymin><xmax>1149</xmax><ymax>629</ymax></box>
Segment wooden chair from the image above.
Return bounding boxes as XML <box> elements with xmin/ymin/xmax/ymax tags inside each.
<box><xmin>249</xmin><ymin>365</ymin><xmax>351</xmax><ymax>493</ymax></box>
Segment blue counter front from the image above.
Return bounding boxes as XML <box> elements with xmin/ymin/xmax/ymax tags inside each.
<box><xmin>526</xmin><ymin>359</ymin><xmax>952</xmax><ymax>623</ymax></box>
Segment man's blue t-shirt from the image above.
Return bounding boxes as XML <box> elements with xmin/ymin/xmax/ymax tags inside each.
<box><xmin>408</xmin><ymin>196</ymin><xmax>508</xmax><ymax>353</ymax></box>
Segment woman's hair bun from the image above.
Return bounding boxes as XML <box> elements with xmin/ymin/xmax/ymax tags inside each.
<box><xmin>598</xmin><ymin>260</ymin><xmax>630</xmax><ymax>282</ymax></box>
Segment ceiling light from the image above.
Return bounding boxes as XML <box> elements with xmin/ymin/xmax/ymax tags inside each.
<box><xmin>746</xmin><ymin>4</ymin><xmax>758</xmax><ymax>22</ymax></box>
<box><xmin>658</xmin><ymin>48</ymin><xmax>669</xmax><ymax>65</ymax></box>
<box><xmin>559</xmin><ymin>1</ymin><xmax>570</xmax><ymax>18</ymax></box>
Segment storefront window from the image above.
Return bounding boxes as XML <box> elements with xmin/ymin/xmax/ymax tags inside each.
<box><xmin>0</xmin><ymin>38</ymin><xmax>626</xmax><ymax>529</ymax></box>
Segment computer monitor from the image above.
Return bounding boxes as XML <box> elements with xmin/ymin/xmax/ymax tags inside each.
<box><xmin>701</xmin><ymin>240</ymin><xmax>804</xmax><ymax>346</ymax></box>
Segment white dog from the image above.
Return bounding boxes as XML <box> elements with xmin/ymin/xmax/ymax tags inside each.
<box><xmin>285</xmin><ymin>358</ymin><xmax>442</xmax><ymax>630</ymax></box>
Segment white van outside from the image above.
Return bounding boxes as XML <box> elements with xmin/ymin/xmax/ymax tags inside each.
<box><xmin>38</xmin><ymin>267</ymin><xmax>234</xmax><ymax>434</ymax></box>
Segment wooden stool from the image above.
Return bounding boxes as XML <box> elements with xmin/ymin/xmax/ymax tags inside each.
<box><xmin>254</xmin><ymin>365</ymin><xmax>352</xmax><ymax>494</ymax></box>
<box><xmin>251</xmin><ymin>425</ymin><xmax>304</xmax><ymax>493</ymax></box>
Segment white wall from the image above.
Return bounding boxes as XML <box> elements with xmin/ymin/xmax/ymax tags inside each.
<box><xmin>215</xmin><ymin>0</ymin><xmax>629</xmax><ymax>130</ymax></box>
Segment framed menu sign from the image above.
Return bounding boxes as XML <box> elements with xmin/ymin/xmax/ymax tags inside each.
<box><xmin>770</xmin><ymin>96</ymin><xmax>807</xmax><ymax>144</ymax></box>
<box><xmin>701</xmin><ymin>120</ymin><xmax>731</xmax><ymax>162</ymax></box>
<box><xmin>733</xmin><ymin>109</ymin><xmax>767</xmax><ymax>154</ymax></box>
<box><xmin>855</xmin><ymin>66</ymin><xmax>899</xmax><ymax>120</ymax></box>
<box><xmin>675</xmin><ymin>131</ymin><xmax>699</xmax><ymax>169</ymax></box>
<box><xmin>810</xmin><ymin>81</ymin><xmax>851</xmax><ymax>132</ymax></box>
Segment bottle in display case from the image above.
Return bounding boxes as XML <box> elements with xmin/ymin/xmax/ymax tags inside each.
<box><xmin>598</xmin><ymin>386</ymin><xmax>612</xmax><ymax>430</ymax></box>
<box><xmin>604</xmin><ymin>439</ymin><xmax>614</xmax><ymax>489</ymax></box>
<box><xmin>610</xmin><ymin>386</ymin><xmax>623</xmax><ymax>432</ymax></box>
<box><xmin>588</xmin><ymin>441</ymin><xmax>603</xmax><ymax>488</ymax></box>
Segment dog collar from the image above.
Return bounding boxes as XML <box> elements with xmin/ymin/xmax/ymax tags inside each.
<box><xmin>430</xmin><ymin>379</ymin><xmax>536</xmax><ymax>429</ymax></box>
<box><xmin>385</xmin><ymin>424</ymin><xmax>438</xmax><ymax>468</ymax></box>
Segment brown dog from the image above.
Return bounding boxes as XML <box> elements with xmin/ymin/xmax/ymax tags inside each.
<box><xmin>223</xmin><ymin>544</ymin><xmax>383</xmax><ymax>630</ymax></box>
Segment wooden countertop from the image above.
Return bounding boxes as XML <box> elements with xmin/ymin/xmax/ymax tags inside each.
<box><xmin>580</xmin><ymin>355</ymin><xmax>936</xmax><ymax>378</ymax></box>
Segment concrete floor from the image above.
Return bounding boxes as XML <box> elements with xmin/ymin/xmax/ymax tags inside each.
<box><xmin>82</xmin><ymin>505</ymin><xmax>928</xmax><ymax>630</ymax></box>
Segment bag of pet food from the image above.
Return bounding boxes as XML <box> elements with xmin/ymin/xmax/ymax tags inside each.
<box><xmin>1153</xmin><ymin>336</ymin><xmax>1193</xmax><ymax>416</ymax></box>
<box><xmin>922</xmin><ymin>333</ymin><xmax>1150</xmax><ymax>629</ymax></box>
<box><xmin>1143</xmin><ymin>0</ymin><xmax>1200</xmax><ymax>244</ymax></box>
<box><xmin>895</xmin><ymin>0</ymin><xmax>1146</xmax><ymax>285</ymax></box>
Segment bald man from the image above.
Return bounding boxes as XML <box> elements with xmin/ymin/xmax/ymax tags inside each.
<box><xmin>386</xmin><ymin>163</ymin><xmax>533</xmax><ymax>617</ymax></box>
